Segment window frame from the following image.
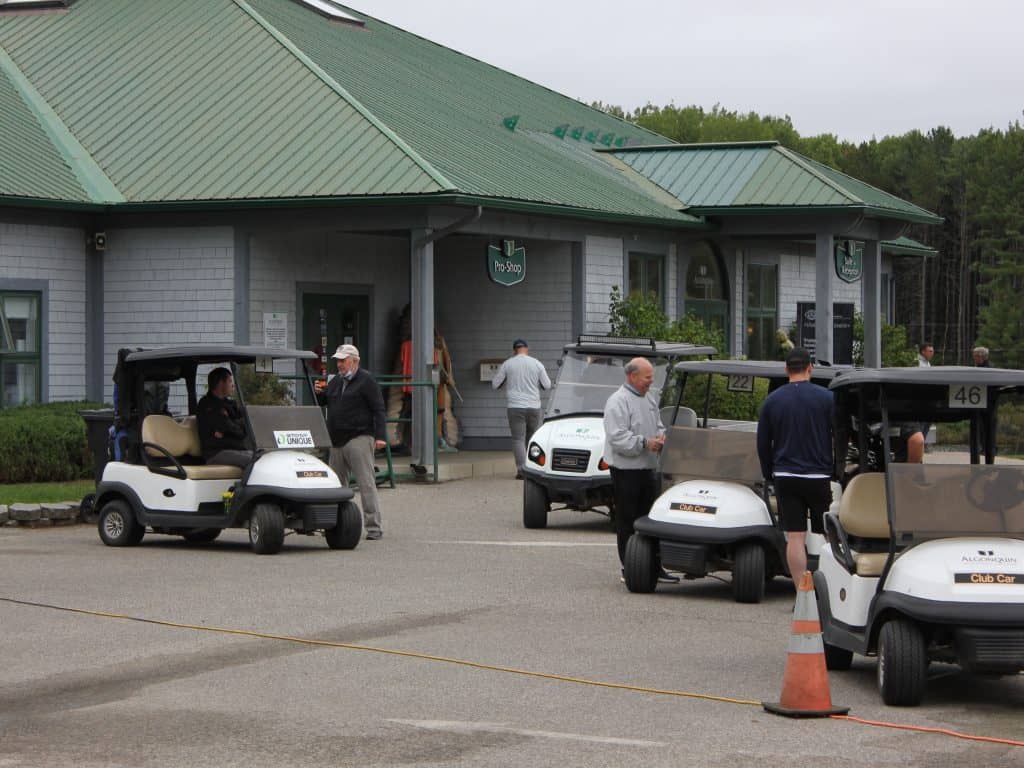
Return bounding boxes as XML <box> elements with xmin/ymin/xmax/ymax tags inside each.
<box><xmin>0</xmin><ymin>290</ymin><xmax>43</xmax><ymax>408</ymax></box>
<box><xmin>627</xmin><ymin>251</ymin><xmax>666</xmax><ymax>310</ymax></box>
<box><xmin>745</xmin><ymin>263</ymin><xmax>778</xmax><ymax>361</ymax></box>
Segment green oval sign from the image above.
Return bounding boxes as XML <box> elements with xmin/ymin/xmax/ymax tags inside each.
<box><xmin>488</xmin><ymin>240</ymin><xmax>526</xmax><ymax>287</ymax></box>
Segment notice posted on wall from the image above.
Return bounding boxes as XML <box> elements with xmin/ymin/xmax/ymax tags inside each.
<box><xmin>263</xmin><ymin>312</ymin><xmax>288</xmax><ymax>350</ymax></box>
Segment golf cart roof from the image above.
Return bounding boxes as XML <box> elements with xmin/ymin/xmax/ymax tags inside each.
<box><xmin>830</xmin><ymin>366</ymin><xmax>1024</xmax><ymax>390</ymax></box>
<box><xmin>123</xmin><ymin>346</ymin><xmax>317</xmax><ymax>364</ymax></box>
<box><xmin>673</xmin><ymin>359</ymin><xmax>847</xmax><ymax>382</ymax></box>
<box><xmin>565</xmin><ymin>335</ymin><xmax>716</xmax><ymax>358</ymax></box>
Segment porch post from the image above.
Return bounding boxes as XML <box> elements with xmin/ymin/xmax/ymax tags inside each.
<box><xmin>410</xmin><ymin>229</ymin><xmax>435</xmax><ymax>465</ymax></box>
<box><xmin>862</xmin><ymin>239</ymin><xmax>882</xmax><ymax>367</ymax></box>
<box><xmin>814</xmin><ymin>231</ymin><xmax>835</xmax><ymax>363</ymax></box>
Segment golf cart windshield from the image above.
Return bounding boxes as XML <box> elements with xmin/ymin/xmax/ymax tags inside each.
<box><xmin>888</xmin><ymin>464</ymin><xmax>1024</xmax><ymax>541</ymax></box>
<box><xmin>246</xmin><ymin>405</ymin><xmax>332</xmax><ymax>452</ymax></box>
<box><xmin>660</xmin><ymin>425</ymin><xmax>762</xmax><ymax>485</ymax></box>
<box><xmin>547</xmin><ymin>352</ymin><xmax>670</xmax><ymax>416</ymax></box>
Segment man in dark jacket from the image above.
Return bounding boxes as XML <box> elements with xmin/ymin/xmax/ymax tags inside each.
<box><xmin>196</xmin><ymin>367</ymin><xmax>252</xmax><ymax>468</ymax></box>
<box><xmin>321</xmin><ymin>344</ymin><xmax>387</xmax><ymax>540</ymax></box>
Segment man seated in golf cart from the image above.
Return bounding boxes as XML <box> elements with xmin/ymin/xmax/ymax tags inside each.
<box><xmin>196</xmin><ymin>367</ymin><xmax>253</xmax><ymax>469</ymax></box>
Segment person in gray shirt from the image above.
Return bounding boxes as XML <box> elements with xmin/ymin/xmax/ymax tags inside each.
<box><xmin>492</xmin><ymin>339</ymin><xmax>551</xmax><ymax>478</ymax></box>
<box><xmin>604</xmin><ymin>357</ymin><xmax>677</xmax><ymax>583</ymax></box>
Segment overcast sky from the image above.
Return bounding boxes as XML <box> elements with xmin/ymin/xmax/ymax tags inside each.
<box><xmin>346</xmin><ymin>0</ymin><xmax>1023</xmax><ymax>143</ymax></box>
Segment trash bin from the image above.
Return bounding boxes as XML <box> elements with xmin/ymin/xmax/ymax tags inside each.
<box><xmin>79</xmin><ymin>409</ymin><xmax>115</xmax><ymax>485</ymax></box>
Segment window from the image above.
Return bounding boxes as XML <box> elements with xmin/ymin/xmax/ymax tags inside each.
<box><xmin>628</xmin><ymin>252</ymin><xmax>665</xmax><ymax>308</ymax></box>
<box><xmin>685</xmin><ymin>241</ymin><xmax>729</xmax><ymax>341</ymax></box>
<box><xmin>745</xmin><ymin>264</ymin><xmax>777</xmax><ymax>360</ymax></box>
<box><xmin>0</xmin><ymin>292</ymin><xmax>42</xmax><ymax>407</ymax></box>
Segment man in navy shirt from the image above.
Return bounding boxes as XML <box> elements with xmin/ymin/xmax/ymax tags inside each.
<box><xmin>757</xmin><ymin>348</ymin><xmax>834</xmax><ymax>585</ymax></box>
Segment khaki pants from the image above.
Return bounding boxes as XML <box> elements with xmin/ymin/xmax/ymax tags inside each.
<box><xmin>329</xmin><ymin>435</ymin><xmax>381</xmax><ymax>536</ymax></box>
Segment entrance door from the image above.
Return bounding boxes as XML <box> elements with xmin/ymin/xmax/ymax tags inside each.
<box><xmin>302</xmin><ymin>292</ymin><xmax>371</xmax><ymax>376</ymax></box>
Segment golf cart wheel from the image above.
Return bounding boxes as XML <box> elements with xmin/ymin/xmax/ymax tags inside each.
<box><xmin>624</xmin><ymin>534</ymin><xmax>659</xmax><ymax>593</ymax></box>
<box><xmin>98</xmin><ymin>499</ymin><xmax>144</xmax><ymax>547</ymax></box>
<box><xmin>732</xmin><ymin>542</ymin><xmax>767</xmax><ymax>603</ymax></box>
<box><xmin>249</xmin><ymin>502</ymin><xmax>285</xmax><ymax>555</ymax></box>
<box><xmin>523</xmin><ymin>479</ymin><xmax>549</xmax><ymax>529</ymax></box>
<box><xmin>182</xmin><ymin>528</ymin><xmax>221</xmax><ymax>544</ymax></box>
<box><xmin>325</xmin><ymin>501</ymin><xmax>362</xmax><ymax>550</ymax></box>
<box><xmin>824</xmin><ymin>642</ymin><xmax>854</xmax><ymax>671</ymax></box>
<box><xmin>877</xmin><ymin>618</ymin><xmax>927</xmax><ymax>706</ymax></box>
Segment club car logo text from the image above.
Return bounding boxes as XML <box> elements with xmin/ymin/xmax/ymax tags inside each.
<box><xmin>955</xmin><ymin>573</ymin><xmax>1022</xmax><ymax>585</ymax></box>
<box><xmin>273</xmin><ymin>430</ymin><xmax>315</xmax><ymax>449</ymax></box>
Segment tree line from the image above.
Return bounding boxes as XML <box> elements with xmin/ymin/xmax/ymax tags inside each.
<box><xmin>597</xmin><ymin>102</ymin><xmax>1024</xmax><ymax>368</ymax></box>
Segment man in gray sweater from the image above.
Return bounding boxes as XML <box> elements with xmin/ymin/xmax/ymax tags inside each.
<box><xmin>603</xmin><ymin>357</ymin><xmax>677</xmax><ymax>582</ymax></box>
<box><xmin>493</xmin><ymin>339</ymin><xmax>551</xmax><ymax>478</ymax></box>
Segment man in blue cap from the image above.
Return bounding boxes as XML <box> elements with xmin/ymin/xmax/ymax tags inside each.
<box><xmin>492</xmin><ymin>339</ymin><xmax>551</xmax><ymax>478</ymax></box>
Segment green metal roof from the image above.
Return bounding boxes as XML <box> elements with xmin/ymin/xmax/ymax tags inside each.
<box><xmin>0</xmin><ymin>47</ymin><xmax>88</xmax><ymax>202</ymax></box>
<box><xmin>881</xmin><ymin>235</ymin><xmax>938</xmax><ymax>256</ymax></box>
<box><xmin>0</xmin><ymin>0</ymin><xmax>699</xmax><ymax>226</ymax></box>
<box><xmin>608</xmin><ymin>141</ymin><xmax>942</xmax><ymax>225</ymax></box>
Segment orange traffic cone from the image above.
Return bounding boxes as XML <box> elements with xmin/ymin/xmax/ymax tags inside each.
<box><xmin>763</xmin><ymin>571</ymin><xmax>849</xmax><ymax>718</ymax></box>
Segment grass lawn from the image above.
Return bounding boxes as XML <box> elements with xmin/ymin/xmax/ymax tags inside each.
<box><xmin>0</xmin><ymin>480</ymin><xmax>94</xmax><ymax>506</ymax></box>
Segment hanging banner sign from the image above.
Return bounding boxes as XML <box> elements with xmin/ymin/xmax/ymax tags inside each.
<box><xmin>835</xmin><ymin>240</ymin><xmax>864</xmax><ymax>283</ymax></box>
<box><xmin>487</xmin><ymin>240</ymin><xmax>526</xmax><ymax>287</ymax></box>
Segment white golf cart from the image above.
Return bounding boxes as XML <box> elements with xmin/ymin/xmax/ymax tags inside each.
<box><xmin>817</xmin><ymin>367</ymin><xmax>1024</xmax><ymax>706</ymax></box>
<box><xmin>625</xmin><ymin>359</ymin><xmax>844</xmax><ymax>602</ymax></box>
<box><xmin>520</xmin><ymin>336</ymin><xmax>716</xmax><ymax>529</ymax></box>
<box><xmin>93</xmin><ymin>346</ymin><xmax>362</xmax><ymax>555</ymax></box>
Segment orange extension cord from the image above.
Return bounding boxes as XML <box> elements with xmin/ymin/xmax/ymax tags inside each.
<box><xmin>2</xmin><ymin>596</ymin><xmax>1022</xmax><ymax>749</ymax></box>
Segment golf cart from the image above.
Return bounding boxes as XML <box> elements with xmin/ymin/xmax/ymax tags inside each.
<box><xmin>520</xmin><ymin>336</ymin><xmax>716</xmax><ymax>529</ymax></box>
<box><xmin>624</xmin><ymin>359</ymin><xmax>845</xmax><ymax>602</ymax></box>
<box><xmin>817</xmin><ymin>367</ymin><xmax>1024</xmax><ymax>706</ymax></box>
<box><xmin>93</xmin><ymin>346</ymin><xmax>361</xmax><ymax>555</ymax></box>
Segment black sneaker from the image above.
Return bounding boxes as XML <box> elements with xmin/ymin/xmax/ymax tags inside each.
<box><xmin>366</xmin><ymin>531</ymin><xmax>382</xmax><ymax>541</ymax></box>
<box><xmin>658</xmin><ymin>569</ymin><xmax>680</xmax><ymax>584</ymax></box>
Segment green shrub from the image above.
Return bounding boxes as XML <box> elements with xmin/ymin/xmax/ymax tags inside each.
<box><xmin>235</xmin><ymin>366</ymin><xmax>294</xmax><ymax>406</ymax></box>
<box><xmin>852</xmin><ymin>313</ymin><xmax>918</xmax><ymax>367</ymax></box>
<box><xmin>0</xmin><ymin>401</ymin><xmax>106</xmax><ymax>483</ymax></box>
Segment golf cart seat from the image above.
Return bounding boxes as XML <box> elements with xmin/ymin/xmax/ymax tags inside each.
<box><xmin>141</xmin><ymin>415</ymin><xmax>244</xmax><ymax>481</ymax></box>
<box><xmin>837</xmin><ymin>472</ymin><xmax>890</xmax><ymax>576</ymax></box>
<box><xmin>661</xmin><ymin>406</ymin><xmax>698</xmax><ymax>428</ymax></box>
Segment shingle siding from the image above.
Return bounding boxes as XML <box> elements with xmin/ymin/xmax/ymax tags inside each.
<box><xmin>102</xmin><ymin>227</ymin><xmax>234</xmax><ymax>403</ymax></box>
<box><xmin>0</xmin><ymin>221</ymin><xmax>87</xmax><ymax>402</ymax></box>
<box><xmin>436</xmin><ymin>238</ymin><xmax>572</xmax><ymax>439</ymax></box>
<box><xmin>583</xmin><ymin>235</ymin><xmax>623</xmax><ymax>334</ymax></box>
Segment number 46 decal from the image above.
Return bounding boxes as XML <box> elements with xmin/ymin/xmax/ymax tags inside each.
<box><xmin>949</xmin><ymin>384</ymin><xmax>987</xmax><ymax>409</ymax></box>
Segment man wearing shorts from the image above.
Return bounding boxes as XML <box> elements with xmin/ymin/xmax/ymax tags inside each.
<box><xmin>756</xmin><ymin>348</ymin><xmax>835</xmax><ymax>584</ymax></box>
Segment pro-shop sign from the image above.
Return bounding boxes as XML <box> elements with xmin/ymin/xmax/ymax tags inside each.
<box><xmin>488</xmin><ymin>240</ymin><xmax>526</xmax><ymax>287</ymax></box>
<box><xmin>835</xmin><ymin>240</ymin><xmax>863</xmax><ymax>283</ymax></box>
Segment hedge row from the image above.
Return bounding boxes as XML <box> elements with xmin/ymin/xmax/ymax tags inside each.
<box><xmin>0</xmin><ymin>401</ymin><xmax>106</xmax><ymax>483</ymax></box>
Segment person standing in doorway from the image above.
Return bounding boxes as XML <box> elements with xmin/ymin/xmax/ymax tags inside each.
<box><xmin>756</xmin><ymin>348</ymin><xmax>834</xmax><ymax>586</ymax></box>
<box><xmin>492</xmin><ymin>339</ymin><xmax>551</xmax><ymax>479</ymax></box>
<box><xmin>918</xmin><ymin>343</ymin><xmax>934</xmax><ymax>367</ymax></box>
<box><xmin>321</xmin><ymin>344</ymin><xmax>387</xmax><ymax>540</ymax></box>
<box><xmin>603</xmin><ymin>357</ymin><xmax>678</xmax><ymax>584</ymax></box>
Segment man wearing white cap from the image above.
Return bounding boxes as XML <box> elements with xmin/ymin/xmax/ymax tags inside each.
<box><xmin>321</xmin><ymin>344</ymin><xmax>387</xmax><ymax>540</ymax></box>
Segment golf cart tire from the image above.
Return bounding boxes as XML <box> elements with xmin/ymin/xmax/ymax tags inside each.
<box><xmin>523</xmin><ymin>479</ymin><xmax>549</xmax><ymax>529</ymax></box>
<box><xmin>824</xmin><ymin>642</ymin><xmax>854</xmax><ymax>671</ymax></box>
<box><xmin>325</xmin><ymin>501</ymin><xmax>362</xmax><ymax>550</ymax></box>
<box><xmin>98</xmin><ymin>499</ymin><xmax>144</xmax><ymax>547</ymax></box>
<box><xmin>732</xmin><ymin>542</ymin><xmax>766</xmax><ymax>604</ymax></box>
<box><xmin>624</xmin><ymin>534</ymin><xmax>659</xmax><ymax>593</ymax></box>
<box><xmin>249</xmin><ymin>502</ymin><xmax>285</xmax><ymax>555</ymax></box>
<box><xmin>877</xmin><ymin>618</ymin><xmax>927</xmax><ymax>706</ymax></box>
<box><xmin>182</xmin><ymin>528</ymin><xmax>221</xmax><ymax>544</ymax></box>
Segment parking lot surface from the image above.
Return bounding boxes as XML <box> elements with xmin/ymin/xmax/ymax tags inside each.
<box><xmin>2</xmin><ymin>476</ymin><xmax>1022</xmax><ymax>767</ymax></box>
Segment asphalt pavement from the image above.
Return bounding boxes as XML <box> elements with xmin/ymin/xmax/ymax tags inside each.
<box><xmin>1</xmin><ymin>476</ymin><xmax>1022</xmax><ymax>767</ymax></box>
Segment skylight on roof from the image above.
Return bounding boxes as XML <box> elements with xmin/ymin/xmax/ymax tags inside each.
<box><xmin>293</xmin><ymin>0</ymin><xmax>363</xmax><ymax>24</ymax></box>
<box><xmin>0</xmin><ymin>0</ymin><xmax>75</xmax><ymax>8</ymax></box>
